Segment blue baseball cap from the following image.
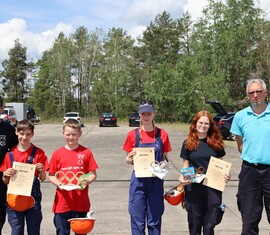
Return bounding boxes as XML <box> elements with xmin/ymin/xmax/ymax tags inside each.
<box><xmin>138</xmin><ymin>101</ymin><xmax>155</xmax><ymax>113</ymax></box>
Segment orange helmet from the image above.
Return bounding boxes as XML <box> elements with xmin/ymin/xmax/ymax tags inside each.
<box><xmin>7</xmin><ymin>194</ymin><xmax>35</xmax><ymax>212</ymax></box>
<box><xmin>68</xmin><ymin>218</ymin><xmax>95</xmax><ymax>234</ymax></box>
<box><xmin>164</xmin><ymin>185</ymin><xmax>184</xmax><ymax>206</ymax></box>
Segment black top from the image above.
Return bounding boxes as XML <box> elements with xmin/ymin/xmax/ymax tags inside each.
<box><xmin>0</xmin><ymin>121</ymin><xmax>18</xmax><ymax>165</ymax></box>
<box><xmin>180</xmin><ymin>138</ymin><xmax>225</xmax><ymax>173</ymax></box>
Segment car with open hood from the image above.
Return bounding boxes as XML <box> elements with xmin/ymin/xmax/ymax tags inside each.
<box><xmin>206</xmin><ymin>101</ymin><xmax>236</xmax><ymax>140</ymax></box>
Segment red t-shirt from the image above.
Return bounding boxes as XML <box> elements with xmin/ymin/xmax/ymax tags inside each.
<box><xmin>0</xmin><ymin>144</ymin><xmax>49</xmax><ymax>178</ymax></box>
<box><xmin>122</xmin><ymin>127</ymin><xmax>172</xmax><ymax>153</ymax></box>
<box><xmin>49</xmin><ymin>145</ymin><xmax>98</xmax><ymax>213</ymax></box>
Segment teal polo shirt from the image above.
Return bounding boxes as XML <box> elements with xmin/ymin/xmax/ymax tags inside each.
<box><xmin>230</xmin><ymin>104</ymin><xmax>270</xmax><ymax>164</ymax></box>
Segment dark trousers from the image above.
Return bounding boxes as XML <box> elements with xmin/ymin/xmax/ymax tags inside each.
<box><xmin>237</xmin><ymin>162</ymin><xmax>270</xmax><ymax>235</ymax></box>
<box><xmin>54</xmin><ymin>211</ymin><xmax>87</xmax><ymax>235</ymax></box>
<box><xmin>7</xmin><ymin>176</ymin><xmax>42</xmax><ymax>235</ymax></box>
<box><xmin>184</xmin><ymin>183</ymin><xmax>222</xmax><ymax>235</ymax></box>
<box><xmin>8</xmin><ymin>205</ymin><xmax>42</xmax><ymax>235</ymax></box>
<box><xmin>0</xmin><ymin>174</ymin><xmax>7</xmax><ymax>235</ymax></box>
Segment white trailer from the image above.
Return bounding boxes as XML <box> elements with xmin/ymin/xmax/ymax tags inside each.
<box><xmin>5</xmin><ymin>102</ymin><xmax>40</xmax><ymax>123</ymax></box>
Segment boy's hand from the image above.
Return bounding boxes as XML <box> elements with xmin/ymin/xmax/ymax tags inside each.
<box><xmin>2</xmin><ymin>168</ymin><xmax>16</xmax><ymax>183</ymax></box>
<box><xmin>36</xmin><ymin>163</ymin><xmax>44</xmax><ymax>172</ymax></box>
<box><xmin>3</xmin><ymin>168</ymin><xmax>16</xmax><ymax>177</ymax></box>
<box><xmin>36</xmin><ymin>163</ymin><xmax>47</xmax><ymax>182</ymax></box>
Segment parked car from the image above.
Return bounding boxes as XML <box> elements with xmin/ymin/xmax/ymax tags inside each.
<box><xmin>129</xmin><ymin>112</ymin><xmax>140</xmax><ymax>127</ymax></box>
<box><xmin>99</xmin><ymin>113</ymin><xmax>117</xmax><ymax>127</ymax></box>
<box><xmin>206</xmin><ymin>101</ymin><xmax>236</xmax><ymax>140</ymax></box>
<box><xmin>63</xmin><ymin>112</ymin><xmax>84</xmax><ymax>127</ymax></box>
<box><xmin>0</xmin><ymin>107</ymin><xmax>17</xmax><ymax>126</ymax></box>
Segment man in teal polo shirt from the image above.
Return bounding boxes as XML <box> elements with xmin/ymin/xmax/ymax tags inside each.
<box><xmin>230</xmin><ymin>78</ymin><xmax>270</xmax><ymax>235</ymax></box>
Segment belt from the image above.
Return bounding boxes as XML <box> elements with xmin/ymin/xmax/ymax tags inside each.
<box><xmin>243</xmin><ymin>160</ymin><xmax>270</xmax><ymax>170</ymax></box>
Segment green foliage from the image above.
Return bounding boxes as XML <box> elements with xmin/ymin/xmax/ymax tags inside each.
<box><xmin>1</xmin><ymin>39</ymin><xmax>29</xmax><ymax>101</ymax></box>
<box><xmin>1</xmin><ymin>0</ymin><xmax>269</xmax><ymax>123</ymax></box>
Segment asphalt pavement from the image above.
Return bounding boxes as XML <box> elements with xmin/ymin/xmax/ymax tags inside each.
<box><xmin>2</xmin><ymin>123</ymin><xmax>270</xmax><ymax>235</ymax></box>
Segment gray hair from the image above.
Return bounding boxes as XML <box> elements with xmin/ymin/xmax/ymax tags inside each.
<box><xmin>246</xmin><ymin>78</ymin><xmax>267</xmax><ymax>93</ymax></box>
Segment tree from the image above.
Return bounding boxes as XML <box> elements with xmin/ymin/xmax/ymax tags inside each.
<box><xmin>52</xmin><ymin>32</ymin><xmax>74</xmax><ymax>114</ymax></box>
<box><xmin>138</xmin><ymin>11</ymin><xmax>181</xmax><ymax>68</ymax></box>
<box><xmin>92</xmin><ymin>28</ymin><xmax>136</xmax><ymax>116</ymax></box>
<box><xmin>78</xmin><ymin>28</ymin><xmax>104</xmax><ymax>116</ymax></box>
<box><xmin>1</xmin><ymin>39</ymin><xmax>29</xmax><ymax>101</ymax></box>
<box><xmin>192</xmin><ymin>0</ymin><xmax>262</xmax><ymax>105</ymax></box>
<box><xmin>30</xmin><ymin>32</ymin><xmax>74</xmax><ymax>118</ymax></box>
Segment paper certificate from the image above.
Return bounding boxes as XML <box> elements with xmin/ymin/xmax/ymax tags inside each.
<box><xmin>133</xmin><ymin>147</ymin><xmax>155</xmax><ymax>178</ymax></box>
<box><xmin>203</xmin><ymin>157</ymin><xmax>231</xmax><ymax>192</ymax></box>
<box><xmin>7</xmin><ymin>162</ymin><xmax>36</xmax><ymax>196</ymax></box>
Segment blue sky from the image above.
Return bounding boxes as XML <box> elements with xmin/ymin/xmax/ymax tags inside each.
<box><xmin>0</xmin><ymin>0</ymin><xmax>269</xmax><ymax>63</ymax></box>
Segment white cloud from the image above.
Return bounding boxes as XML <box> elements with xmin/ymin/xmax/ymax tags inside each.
<box><xmin>258</xmin><ymin>0</ymin><xmax>270</xmax><ymax>19</ymax></box>
<box><xmin>127</xmin><ymin>25</ymin><xmax>147</xmax><ymax>40</ymax></box>
<box><xmin>183</xmin><ymin>0</ymin><xmax>270</xmax><ymax>21</ymax></box>
<box><xmin>123</xmin><ymin>0</ymin><xmax>184</xmax><ymax>25</ymax></box>
<box><xmin>183</xmin><ymin>0</ymin><xmax>209</xmax><ymax>21</ymax></box>
<box><xmin>0</xmin><ymin>18</ymin><xmax>73</xmax><ymax>62</ymax></box>
<box><xmin>0</xmin><ymin>0</ymin><xmax>269</xmax><ymax>64</ymax></box>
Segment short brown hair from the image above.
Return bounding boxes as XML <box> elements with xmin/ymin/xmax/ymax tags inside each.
<box><xmin>16</xmin><ymin>119</ymin><xmax>35</xmax><ymax>132</ymax></box>
<box><xmin>63</xmin><ymin>119</ymin><xmax>81</xmax><ymax>131</ymax></box>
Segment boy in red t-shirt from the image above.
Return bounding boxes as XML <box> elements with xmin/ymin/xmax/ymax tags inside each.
<box><xmin>49</xmin><ymin>119</ymin><xmax>98</xmax><ymax>235</ymax></box>
<box><xmin>0</xmin><ymin>119</ymin><xmax>49</xmax><ymax>235</ymax></box>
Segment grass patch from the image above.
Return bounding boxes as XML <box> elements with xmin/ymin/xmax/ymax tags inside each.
<box><xmin>158</xmin><ymin>122</ymin><xmax>189</xmax><ymax>132</ymax></box>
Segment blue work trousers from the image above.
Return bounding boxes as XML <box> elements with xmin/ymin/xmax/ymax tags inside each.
<box><xmin>8</xmin><ymin>205</ymin><xmax>42</xmax><ymax>235</ymax></box>
<box><xmin>129</xmin><ymin>172</ymin><xmax>164</xmax><ymax>235</ymax></box>
<box><xmin>8</xmin><ymin>178</ymin><xmax>42</xmax><ymax>235</ymax></box>
<box><xmin>237</xmin><ymin>162</ymin><xmax>270</xmax><ymax>235</ymax></box>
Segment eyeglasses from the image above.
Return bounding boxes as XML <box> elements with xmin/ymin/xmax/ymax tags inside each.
<box><xmin>197</xmin><ymin>121</ymin><xmax>210</xmax><ymax>127</ymax></box>
<box><xmin>140</xmin><ymin>100</ymin><xmax>154</xmax><ymax>107</ymax></box>
<box><xmin>247</xmin><ymin>90</ymin><xmax>264</xmax><ymax>95</ymax></box>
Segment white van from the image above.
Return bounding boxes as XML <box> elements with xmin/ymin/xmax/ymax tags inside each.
<box><xmin>0</xmin><ymin>107</ymin><xmax>17</xmax><ymax>126</ymax></box>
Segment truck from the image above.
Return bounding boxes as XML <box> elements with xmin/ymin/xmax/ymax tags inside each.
<box><xmin>5</xmin><ymin>102</ymin><xmax>40</xmax><ymax>123</ymax></box>
<box><xmin>0</xmin><ymin>106</ymin><xmax>17</xmax><ymax>126</ymax></box>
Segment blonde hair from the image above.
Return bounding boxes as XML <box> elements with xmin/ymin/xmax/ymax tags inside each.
<box><xmin>63</xmin><ymin>119</ymin><xmax>81</xmax><ymax>131</ymax></box>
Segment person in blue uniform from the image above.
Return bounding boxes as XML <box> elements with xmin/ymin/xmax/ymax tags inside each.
<box><xmin>230</xmin><ymin>78</ymin><xmax>270</xmax><ymax>235</ymax></box>
<box><xmin>0</xmin><ymin>96</ymin><xmax>18</xmax><ymax>234</ymax></box>
<box><xmin>179</xmin><ymin>110</ymin><xmax>230</xmax><ymax>235</ymax></box>
<box><xmin>122</xmin><ymin>100</ymin><xmax>171</xmax><ymax>235</ymax></box>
